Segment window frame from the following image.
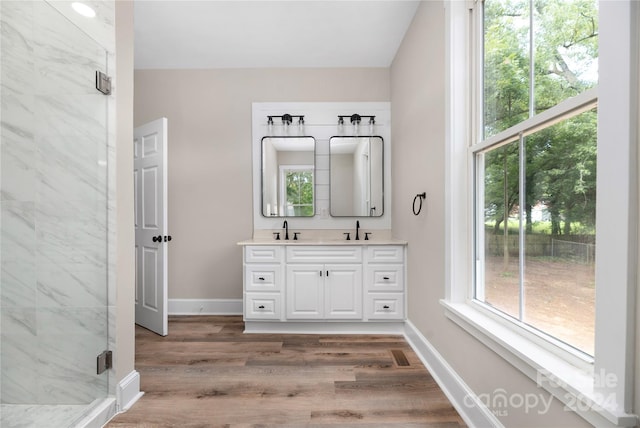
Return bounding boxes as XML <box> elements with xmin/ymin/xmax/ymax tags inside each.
<box><xmin>442</xmin><ymin>1</ymin><xmax>638</xmax><ymax>426</ymax></box>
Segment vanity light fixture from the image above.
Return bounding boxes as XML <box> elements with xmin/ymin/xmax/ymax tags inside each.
<box><xmin>71</xmin><ymin>2</ymin><xmax>96</xmax><ymax>18</ymax></box>
<box><xmin>267</xmin><ymin>114</ymin><xmax>304</xmax><ymax>126</ymax></box>
<box><xmin>337</xmin><ymin>114</ymin><xmax>375</xmax><ymax>125</ymax></box>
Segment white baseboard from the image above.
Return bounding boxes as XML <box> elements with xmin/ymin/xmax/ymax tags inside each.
<box><xmin>403</xmin><ymin>320</ymin><xmax>503</xmax><ymax>428</ymax></box>
<box><xmin>117</xmin><ymin>370</ymin><xmax>144</xmax><ymax>412</ymax></box>
<box><xmin>168</xmin><ymin>298</ymin><xmax>243</xmax><ymax>315</ymax></box>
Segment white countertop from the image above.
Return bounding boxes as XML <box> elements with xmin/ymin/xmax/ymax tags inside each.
<box><xmin>237</xmin><ymin>238</ymin><xmax>407</xmax><ymax>246</ymax></box>
<box><xmin>237</xmin><ymin>229</ymin><xmax>407</xmax><ymax>246</ymax></box>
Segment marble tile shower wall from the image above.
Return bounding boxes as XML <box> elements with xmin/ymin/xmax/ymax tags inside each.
<box><xmin>1</xmin><ymin>1</ymin><xmax>115</xmax><ymax>405</ymax></box>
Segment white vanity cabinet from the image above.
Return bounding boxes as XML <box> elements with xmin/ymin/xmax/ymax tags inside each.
<box><xmin>241</xmin><ymin>242</ymin><xmax>405</xmax><ymax>329</ymax></box>
<box><xmin>243</xmin><ymin>246</ymin><xmax>284</xmax><ymax>320</ymax></box>
<box><xmin>364</xmin><ymin>245</ymin><xmax>405</xmax><ymax>319</ymax></box>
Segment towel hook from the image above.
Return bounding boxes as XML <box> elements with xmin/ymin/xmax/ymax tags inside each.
<box><xmin>412</xmin><ymin>192</ymin><xmax>426</xmax><ymax>216</ymax></box>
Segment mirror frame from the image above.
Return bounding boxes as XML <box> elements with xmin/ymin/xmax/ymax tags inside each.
<box><xmin>261</xmin><ymin>136</ymin><xmax>316</xmax><ymax>218</ymax></box>
<box><xmin>329</xmin><ymin>135</ymin><xmax>384</xmax><ymax>218</ymax></box>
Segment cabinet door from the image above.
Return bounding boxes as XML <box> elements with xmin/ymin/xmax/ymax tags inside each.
<box><xmin>324</xmin><ymin>264</ymin><xmax>362</xmax><ymax>319</ymax></box>
<box><xmin>286</xmin><ymin>264</ymin><xmax>324</xmax><ymax>319</ymax></box>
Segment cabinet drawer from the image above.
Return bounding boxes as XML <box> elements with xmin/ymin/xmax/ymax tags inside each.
<box><xmin>286</xmin><ymin>246</ymin><xmax>362</xmax><ymax>263</ymax></box>
<box><xmin>245</xmin><ymin>246</ymin><xmax>283</xmax><ymax>263</ymax></box>
<box><xmin>245</xmin><ymin>265</ymin><xmax>282</xmax><ymax>292</ymax></box>
<box><xmin>366</xmin><ymin>293</ymin><xmax>405</xmax><ymax>320</ymax></box>
<box><xmin>245</xmin><ymin>293</ymin><xmax>282</xmax><ymax>320</ymax></box>
<box><xmin>366</xmin><ymin>246</ymin><xmax>404</xmax><ymax>263</ymax></box>
<box><xmin>365</xmin><ymin>264</ymin><xmax>404</xmax><ymax>292</ymax></box>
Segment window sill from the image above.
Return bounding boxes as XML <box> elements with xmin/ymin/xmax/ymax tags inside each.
<box><xmin>440</xmin><ymin>300</ymin><xmax>638</xmax><ymax>427</ymax></box>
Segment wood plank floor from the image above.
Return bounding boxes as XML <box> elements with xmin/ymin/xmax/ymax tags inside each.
<box><xmin>107</xmin><ymin>316</ymin><xmax>466</xmax><ymax>427</ymax></box>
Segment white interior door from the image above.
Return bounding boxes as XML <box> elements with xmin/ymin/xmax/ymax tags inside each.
<box><xmin>134</xmin><ymin>118</ymin><xmax>169</xmax><ymax>336</ymax></box>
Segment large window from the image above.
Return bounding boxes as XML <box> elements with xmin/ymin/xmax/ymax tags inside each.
<box><xmin>475</xmin><ymin>0</ymin><xmax>598</xmax><ymax>356</ymax></box>
<box><xmin>445</xmin><ymin>0</ymin><xmax>637</xmax><ymax>425</ymax></box>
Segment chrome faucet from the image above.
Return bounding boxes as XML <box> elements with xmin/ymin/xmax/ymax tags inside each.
<box><xmin>283</xmin><ymin>220</ymin><xmax>289</xmax><ymax>240</ymax></box>
<box><xmin>355</xmin><ymin>220</ymin><xmax>360</xmax><ymax>240</ymax></box>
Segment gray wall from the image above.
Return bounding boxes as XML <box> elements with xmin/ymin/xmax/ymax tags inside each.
<box><xmin>134</xmin><ymin>68</ymin><xmax>389</xmax><ymax>299</ymax></box>
<box><xmin>115</xmin><ymin>0</ymin><xmax>135</xmax><ymax>388</ymax></box>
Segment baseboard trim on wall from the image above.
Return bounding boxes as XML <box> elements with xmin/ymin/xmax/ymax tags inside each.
<box><xmin>117</xmin><ymin>370</ymin><xmax>144</xmax><ymax>412</ymax></box>
<box><xmin>168</xmin><ymin>298</ymin><xmax>243</xmax><ymax>315</ymax></box>
<box><xmin>403</xmin><ymin>320</ymin><xmax>503</xmax><ymax>428</ymax></box>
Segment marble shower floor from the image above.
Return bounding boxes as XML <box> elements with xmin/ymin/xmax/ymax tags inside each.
<box><xmin>1</xmin><ymin>404</ymin><xmax>90</xmax><ymax>428</ymax></box>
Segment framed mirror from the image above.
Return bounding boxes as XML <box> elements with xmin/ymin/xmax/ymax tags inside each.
<box><xmin>329</xmin><ymin>136</ymin><xmax>383</xmax><ymax>217</ymax></box>
<box><xmin>261</xmin><ymin>136</ymin><xmax>315</xmax><ymax>217</ymax></box>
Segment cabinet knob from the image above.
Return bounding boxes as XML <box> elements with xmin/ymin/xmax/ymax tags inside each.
<box><xmin>383</xmin><ymin>305</ymin><xmax>390</xmax><ymax>309</ymax></box>
<box><xmin>258</xmin><ymin>305</ymin><xmax>265</xmax><ymax>309</ymax></box>
<box><xmin>383</xmin><ymin>276</ymin><xmax>390</xmax><ymax>280</ymax></box>
<box><xmin>258</xmin><ymin>277</ymin><xmax>265</xmax><ymax>281</ymax></box>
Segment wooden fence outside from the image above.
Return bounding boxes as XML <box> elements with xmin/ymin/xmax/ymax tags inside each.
<box><xmin>484</xmin><ymin>232</ymin><xmax>595</xmax><ymax>262</ymax></box>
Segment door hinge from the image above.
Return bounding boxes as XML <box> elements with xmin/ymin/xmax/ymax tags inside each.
<box><xmin>95</xmin><ymin>71</ymin><xmax>111</xmax><ymax>95</ymax></box>
<box><xmin>97</xmin><ymin>350</ymin><xmax>113</xmax><ymax>374</ymax></box>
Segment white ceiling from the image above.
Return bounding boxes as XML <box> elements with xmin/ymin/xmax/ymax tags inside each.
<box><xmin>134</xmin><ymin>1</ymin><xmax>420</xmax><ymax>69</ymax></box>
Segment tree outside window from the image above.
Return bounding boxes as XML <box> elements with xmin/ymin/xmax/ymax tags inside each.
<box><xmin>283</xmin><ymin>169</ymin><xmax>314</xmax><ymax>217</ymax></box>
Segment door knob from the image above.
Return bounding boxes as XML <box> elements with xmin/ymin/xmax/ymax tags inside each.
<box><xmin>152</xmin><ymin>235</ymin><xmax>162</xmax><ymax>242</ymax></box>
<box><xmin>164</xmin><ymin>235</ymin><xmax>172</xmax><ymax>242</ymax></box>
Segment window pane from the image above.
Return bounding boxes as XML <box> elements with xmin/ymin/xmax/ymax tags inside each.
<box><xmin>533</xmin><ymin>0</ymin><xmax>598</xmax><ymax>114</ymax></box>
<box><xmin>478</xmin><ymin>140</ymin><xmax>521</xmax><ymax>320</ymax></box>
<box><xmin>483</xmin><ymin>0</ymin><xmax>598</xmax><ymax>138</ymax></box>
<box><xmin>483</xmin><ymin>0</ymin><xmax>530</xmax><ymax>138</ymax></box>
<box><xmin>523</xmin><ymin>109</ymin><xmax>596</xmax><ymax>355</ymax></box>
<box><xmin>475</xmin><ymin>110</ymin><xmax>596</xmax><ymax>355</ymax></box>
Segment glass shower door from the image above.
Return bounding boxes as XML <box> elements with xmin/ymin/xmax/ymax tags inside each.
<box><xmin>1</xmin><ymin>1</ymin><xmax>111</xmax><ymax>426</ymax></box>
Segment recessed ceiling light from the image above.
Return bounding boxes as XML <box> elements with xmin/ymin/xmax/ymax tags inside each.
<box><xmin>71</xmin><ymin>2</ymin><xmax>96</xmax><ymax>18</ymax></box>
